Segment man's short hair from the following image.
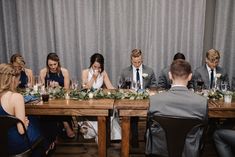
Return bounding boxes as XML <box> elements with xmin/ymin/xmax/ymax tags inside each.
<box><xmin>173</xmin><ymin>52</ymin><xmax>185</xmax><ymax>60</ymax></box>
<box><xmin>130</xmin><ymin>49</ymin><xmax>142</xmax><ymax>58</ymax></box>
<box><xmin>170</xmin><ymin>59</ymin><xmax>192</xmax><ymax>79</ymax></box>
<box><xmin>206</xmin><ymin>49</ymin><xmax>220</xmax><ymax>61</ymax></box>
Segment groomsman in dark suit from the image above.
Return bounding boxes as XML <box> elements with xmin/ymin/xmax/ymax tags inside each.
<box><xmin>193</xmin><ymin>49</ymin><xmax>229</xmax><ymax>90</ymax></box>
<box><xmin>158</xmin><ymin>52</ymin><xmax>186</xmax><ymax>90</ymax></box>
<box><xmin>119</xmin><ymin>49</ymin><xmax>157</xmax><ymax>147</ymax></box>
<box><xmin>146</xmin><ymin>59</ymin><xmax>208</xmax><ymax>156</ymax></box>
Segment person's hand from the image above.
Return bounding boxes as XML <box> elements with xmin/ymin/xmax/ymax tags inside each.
<box><xmin>92</xmin><ymin>70</ymin><xmax>100</xmax><ymax>80</ymax></box>
<box><xmin>24</xmin><ymin>116</ymin><xmax>29</xmax><ymax>129</ymax></box>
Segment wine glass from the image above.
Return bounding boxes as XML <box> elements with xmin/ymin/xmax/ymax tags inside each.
<box><xmin>71</xmin><ymin>78</ymin><xmax>79</xmax><ymax>90</ymax></box>
<box><xmin>196</xmin><ymin>79</ymin><xmax>204</xmax><ymax>92</ymax></box>
<box><xmin>125</xmin><ymin>77</ymin><xmax>132</xmax><ymax>89</ymax></box>
<box><xmin>221</xmin><ymin>81</ymin><xmax>228</xmax><ymax>93</ymax></box>
<box><xmin>117</xmin><ymin>76</ymin><xmax>123</xmax><ymax>89</ymax></box>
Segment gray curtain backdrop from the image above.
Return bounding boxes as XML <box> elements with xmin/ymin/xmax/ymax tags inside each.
<box><xmin>0</xmin><ymin>0</ymin><xmax>234</xmax><ymax>87</ymax></box>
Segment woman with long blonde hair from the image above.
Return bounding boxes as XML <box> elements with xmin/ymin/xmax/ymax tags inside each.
<box><xmin>0</xmin><ymin>63</ymin><xmax>41</xmax><ymax>155</ymax></box>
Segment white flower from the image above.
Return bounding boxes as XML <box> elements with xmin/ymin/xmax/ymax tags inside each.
<box><xmin>216</xmin><ymin>73</ymin><xmax>222</xmax><ymax>78</ymax></box>
<box><xmin>88</xmin><ymin>92</ymin><xmax>93</xmax><ymax>99</ymax></box>
<box><xmin>142</xmin><ymin>73</ymin><xmax>149</xmax><ymax>79</ymax></box>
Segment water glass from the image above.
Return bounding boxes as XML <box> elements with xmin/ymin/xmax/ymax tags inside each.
<box><xmin>224</xmin><ymin>91</ymin><xmax>233</xmax><ymax>103</ymax></box>
<box><xmin>71</xmin><ymin>79</ymin><xmax>79</xmax><ymax>90</ymax></box>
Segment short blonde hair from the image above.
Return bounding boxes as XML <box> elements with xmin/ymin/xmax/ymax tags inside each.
<box><xmin>130</xmin><ymin>49</ymin><xmax>142</xmax><ymax>58</ymax></box>
<box><xmin>0</xmin><ymin>63</ymin><xmax>20</xmax><ymax>93</ymax></box>
<box><xmin>206</xmin><ymin>49</ymin><xmax>220</xmax><ymax>61</ymax></box>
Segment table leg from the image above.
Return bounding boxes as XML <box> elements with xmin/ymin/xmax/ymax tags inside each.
<box><xmin>98</xmin><ymin>116</ymin><xmax>107</xmax><ymax>157</ymax></box>
<box><xmin>121</xmin><ymin>116</ymin><xmax>130</xmax><ymax>157</ymax></box>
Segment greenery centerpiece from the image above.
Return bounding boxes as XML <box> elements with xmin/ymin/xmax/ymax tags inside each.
<box><xmin>69</xmin><ymin>88</ymin><xmax>149</xmax><ymax>100</ymax></box>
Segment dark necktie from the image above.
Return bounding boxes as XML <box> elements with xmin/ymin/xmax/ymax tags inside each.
<box><xmin>210</xmin><ymin>69</ymin><xmax>214</xmax><ymax>89</ymax></box>
<box><xmin>136</xmin><ymin>69</ymin><xmax>140</xmax><ymax>83</ymax></box>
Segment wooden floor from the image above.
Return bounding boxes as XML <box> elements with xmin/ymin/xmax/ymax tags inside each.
<box><xmin>50</xmin><ymin>118</ymin><xmax>218</xmax><ymax>157</ymax></box>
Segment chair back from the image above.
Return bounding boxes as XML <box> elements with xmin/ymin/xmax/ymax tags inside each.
<box><xmin>151</xmin><ymin>115</ymin><xmax>205</xmax><ymax>157</ymax></box>
<box><xmin>0</xmin><ymin>115</ymin><xmax>30</xmax><ymax>156</ymax></box>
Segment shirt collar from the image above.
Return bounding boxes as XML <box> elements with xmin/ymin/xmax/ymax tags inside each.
<box><xmin>132</xmin><ymin>64</ymin><xmax>143</xmax><ymax>71</ymax></box>
<box><xmin>206</xmin><ymin>64</ymin><xmax>216</xmax><ymax>73</ymax></box>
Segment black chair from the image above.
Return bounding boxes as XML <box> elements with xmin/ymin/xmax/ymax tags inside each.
<box><xmin>147</xmin><ymin>115</ymin><xmax>206</xmax><ymax>157</ymax></box>
<box><xmin>0</xmin><ymin>115</ymin><xmax>44</xmax><ymax>157</ymax></box>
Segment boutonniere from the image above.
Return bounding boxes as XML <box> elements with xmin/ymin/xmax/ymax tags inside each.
<box><xmin>142</xmin><ymin>73</ymin><xmax>149</xmax><ymax>79</ymax></box>
<box><xmin>216</xmin><ymin>73</ymin><xmax>222</xmax><ymax>79</ymax></box>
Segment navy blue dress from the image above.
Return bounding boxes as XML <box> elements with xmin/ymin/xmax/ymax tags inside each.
<box><xmin>18</xmin><ymin>71</ymin><xmax>28</xmax><ymax>88</ymax></box>
<box><xmin>0</xmin><ymin>105</ymin><xmax>41</xmax><ymax>155</ymax></box>
<box><xmin>45</xmin><ymin>71</ymin><xmax>64</xmax><ymax>87</ymax></box>
<box><xmin>41</xmin><ymin>70</ymin><xmax>72</xmax><ymax>141</ymax></box>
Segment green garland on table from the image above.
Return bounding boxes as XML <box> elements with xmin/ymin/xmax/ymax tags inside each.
<box><xmin>199</xmin><ymin>89</ymin><xmax>235</xmax><ymax>100</ymax></box>
<box><xmin>207</xmin><ymin>90</ymin><xmax>223</xmax><ymax>100</ymax></box>
<box><xmin>69</xmin><ymin>88</ymin><xmax>149</xmax><ymax>100</ymax></box>
<box><xmin>17</xmin><ymin>87</ymin><xmax>41</xmax><ymax>98</ymax></box>
<box><xmin>18</xmin><ymin>86</ymin><xmax>66</xmax><ymax>99</ymax></box>
<box><xmin>48</xmin><ymin>87</ymin><xmax>66</xmax><ymax>99</ymax></box>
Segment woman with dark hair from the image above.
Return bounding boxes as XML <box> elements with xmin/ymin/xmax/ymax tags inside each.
<box><xmin>10</xmin><ymin>53</ymin><xmax>34</xmax><ymax>88</ymax></box>
<box><xmin>82</xmin><ymin>53</ymin><xmax>115</xmax><ymax>89</ymax></box>
<box><xmin>39</xmin><ymin>53</ymin><xmax>75</xmax><ymax>144</ymax></box>
<box><xmin>39</xmin><ymin>53</ymin><xmax>70</xmax><ymax>89</ymax></box>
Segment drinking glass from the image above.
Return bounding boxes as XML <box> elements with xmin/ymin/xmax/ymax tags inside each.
<box><xmin>71</xmin><ymin>79</ymin><xmax>79</xmax><ymax>90</ymax></box>
<box><xmin>42</xmin><ymin>93</ymin><xmax>49</xmax><ymax>103</ymax></box>
<box><xmin>196</xmin><ymin>79</ymin><xmax>204</xmax><ymax>92</ymax></box>
<box><xmin>224</xmin><ymin>91</ymin><xmax>233</xmax><ymax>103</ymax></box>
<box><xmin>221</xmin><ymin>81</ymin><xmax>228</xmax><ymax>92</ymax></box>
<box><xmin>125</xmin><ymin>77</ymin><xmax>132</xmax><ymax>89</ymax></box>
<box><xmin>132</xmin><ymin>80</ymin><xmax>137</xmax><ymax>91</ymax></box>
<box><xmin>117</xmin><ymin>76</ymin><xmax>123</xmax><ymax>89</ymax></box>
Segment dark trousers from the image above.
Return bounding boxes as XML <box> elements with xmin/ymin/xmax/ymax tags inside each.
<box><xmin>214</xmin><ymin>129</ymin><xmax>235</xmax><ymax>157</ymax></box>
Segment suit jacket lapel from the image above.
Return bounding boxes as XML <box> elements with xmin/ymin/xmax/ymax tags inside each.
<box><xmin>203</xmin><ymin>65</ymin><xmax>210</xmax><ymax>88</ymax></box>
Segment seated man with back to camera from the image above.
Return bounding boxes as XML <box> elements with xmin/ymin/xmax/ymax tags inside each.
<box><xmin>146</xmin><ymin>59</ymin><xmax>208</xmax><ymax>157</ymax></box>
<box><xmin>193</xmin><ymin>49</ymin><xmax>229</xmax><ymax>90</ymax></box>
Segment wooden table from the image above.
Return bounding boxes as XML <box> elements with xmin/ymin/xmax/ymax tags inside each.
<box><xmin>208</xmin><ymin>99</ymin><xmax>235</xmax><ymax>118</ymax></box>
<box><xmin>25</xmin><ymin>99</ymin><xmax>114</xmax><ymax>157</ymax></box>
<box><xmin>114</xmin><ymin>99</ymin><xmax>149</xmax><ymax>157</ymax></box>
<box><xmin>115</xmin><ymin>98</ymin><xmax>235</xmax><ymax>157</ymax></box>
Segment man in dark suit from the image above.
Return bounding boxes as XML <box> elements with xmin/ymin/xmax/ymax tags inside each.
<box><xmin>120</xmin><ymin>49</ymin><xmax>157</xmax><ymax>147</ymax></box>
<box><xmin>158</xmin><ymin>52</ymin><xmax>186</xmax><ymax>89</ymax></box>
<box><xmin>193</xmin><ymin>49</ymin><xmax>229</xmax><ymax>90</ymax></box>
<box><xmin>214</xmin><ymin>129</ymin><xmax>235</xmax><ymax>157</ymax></box>
<box><xmin>146</xmin><ymin>59</ymin><xmax>208</xmax><ymax>156</ymax></box>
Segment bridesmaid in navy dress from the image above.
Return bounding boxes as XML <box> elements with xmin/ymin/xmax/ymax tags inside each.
<box><xmin>39</xmin><ymin>53</ymin><xmax>75</xmax><ymax>143</ymax></box>
<box><xmin>0</xmin><ymin>63</ymin><xmax>42</xmax><ymax>156</ymax></box>
<box><xmin>10</xmin><ymin>54</ymin><xmax>34</xmax><ymax>88</ymax></box>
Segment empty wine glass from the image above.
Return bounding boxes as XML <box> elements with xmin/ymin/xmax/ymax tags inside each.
<box><xmin>117</xmin><ymin>76</ymin><xmax>123</xmax><ymax>89</ymax></box>
<box><xmin>221</xmin><ymin>81</ymin><xmax>228</xmax><ymax>93</ymax></box>
<box><xmin>82</xmin><ymin>80</ymin><xmax>88</xmax><ymax>89</ymax></box>
<box><xmin>71</xmin><ymin>79</ymin><xmax>79</xmax><ymax>90</ymax></box>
